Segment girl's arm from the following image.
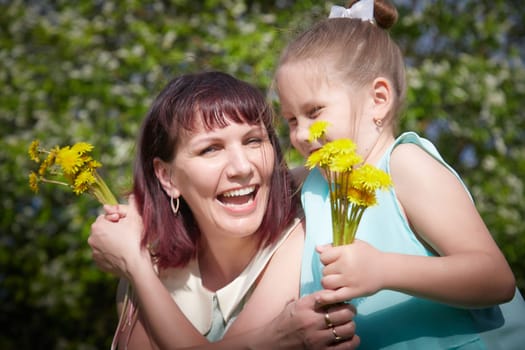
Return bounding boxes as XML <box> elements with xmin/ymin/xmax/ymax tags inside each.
<box><xmin>386</xmin><ymin>143</ymin><xmax>515</xmax><ymax>305</ymax></box>
<box><xmin>317</xmin><ymin>143</ymin><xmax>515</xmax><ymax>308</ymax></box>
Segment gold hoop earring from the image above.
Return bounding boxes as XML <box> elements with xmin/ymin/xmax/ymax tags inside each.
<box><xmin>170</xmin><ymin>196</ymin><xmax>180</xmax><ymax>215</ymax></box>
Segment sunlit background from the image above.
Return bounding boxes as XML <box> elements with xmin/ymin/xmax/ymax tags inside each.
<box><xmin>1</xmin><ymin>1</ymin><xmax>524</xmax><ymax>348</ymax></box>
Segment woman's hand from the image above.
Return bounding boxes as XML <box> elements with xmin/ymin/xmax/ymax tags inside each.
<box><xmin>88</xmin><ymin>196</ymin><xmax>151</xmax><ymax>279</ymax></box>
<box><xmin>316</xmin><ymin>240</ymin><xmax>385</xmax><ymax>304</ymax></box>
<box><xmin>102</xmin><ymin>203</ymin><xmax>127</xmax><ymax>222</ymax></box>
<box><xmin>262</xmin><ymin>292</ymin><xmax>360</xmax><ymax>349</ymax></box>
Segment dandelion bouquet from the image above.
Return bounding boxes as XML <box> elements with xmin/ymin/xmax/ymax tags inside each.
<box><xmin>28</xmin><ymin>140</ymin><xmax>117</xmax><ymax>205</ymax></box>
<box><xmin>305</xmin><ymin>121</ymin><xmax>392</xmax><ymax>246</ymax></box>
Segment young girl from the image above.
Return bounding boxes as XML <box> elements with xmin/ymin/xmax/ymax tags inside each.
<box><xmin>274</xmin><ymin>0</ymin><xmax>525</xmax><ymax>348</ymax></box>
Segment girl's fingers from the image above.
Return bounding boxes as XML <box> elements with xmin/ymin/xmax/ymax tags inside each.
<box><xmin>317</xmin><ymin>244</ymin><xmax>340</xmax><ymax>265</ymax></box>
<box><xmin>316</xmin><ymin>288</ymin><xmax>354</xmax><ymax>307</ymax></box>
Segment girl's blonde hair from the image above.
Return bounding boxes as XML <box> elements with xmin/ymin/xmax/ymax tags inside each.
<box><xmin>276</xmin><ymin>0</ymin><xmax>406</xmax><ymax>124</ymax></box>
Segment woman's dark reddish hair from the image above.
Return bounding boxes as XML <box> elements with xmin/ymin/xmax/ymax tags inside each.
<box><xmin>133</xmin><ymin>71</ymin><xmax>299</xmax><ymax>269</ymax></box>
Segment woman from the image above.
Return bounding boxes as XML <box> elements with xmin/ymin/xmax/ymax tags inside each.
<box><xmin>89</xmin><ymin>71</ymin><xmax>359</xmax><ymax>349</ymax></box>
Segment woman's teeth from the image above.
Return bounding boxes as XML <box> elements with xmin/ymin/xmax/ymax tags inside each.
<box><xmin>222</xmin><ymin>186</ymin><xmax>255</xmax><ymax>197</ymax></box>
<box><xmin>220</xmin><ymin>186</ymin><xmax>256</xmax><ymax>206</ymax></box>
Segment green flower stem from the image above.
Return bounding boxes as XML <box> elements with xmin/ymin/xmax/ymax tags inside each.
<box><xmin>40</xmin><ymin>178</ymin><xmax>71</xmax><ymax>188</ymax></box>
<box><xmin>89</xmin><ymin>171</ymin><xmax>118</xmax><ymax>205</ymax></box>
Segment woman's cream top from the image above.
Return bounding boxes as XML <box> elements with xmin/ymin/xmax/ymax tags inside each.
<box><xmin>159</xmin><ymin>217</ymin><xmax>302</xmax><ymax>341</ymax></box>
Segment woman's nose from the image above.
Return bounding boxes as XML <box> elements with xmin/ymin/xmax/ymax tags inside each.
<box><xmin>225</xmin><ymin>148</ymin><xmax>253</xmax><ymax>178</ymax></box>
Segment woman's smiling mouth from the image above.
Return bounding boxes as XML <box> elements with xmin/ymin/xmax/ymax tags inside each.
<box><xmin>218</xmin><ymin>185</ymin><xmax>258</xmax><ymax>207</ymax></box>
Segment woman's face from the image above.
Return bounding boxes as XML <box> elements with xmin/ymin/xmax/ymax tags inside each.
<box><xmin>170</xmin><ymin>117</ymin><xmax>275</xmax><ymax>242</ymax></box>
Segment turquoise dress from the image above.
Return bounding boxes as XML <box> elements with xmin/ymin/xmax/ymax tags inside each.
<box><xmin>300</xmin><ymin>132</ymin><xmax>525</xmax><ymax>349</ymax></box>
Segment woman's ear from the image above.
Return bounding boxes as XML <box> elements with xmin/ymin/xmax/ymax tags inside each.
<box><xmin>153</xmin><ymin>158</ymin><xmax>180</xmax><ymax>198</ymax></box>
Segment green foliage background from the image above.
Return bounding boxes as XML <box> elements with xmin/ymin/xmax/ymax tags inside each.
<box><xmin>1</xmin><ymin>0</ymin><xmax>523</xmax><ymax>348</ymax></box>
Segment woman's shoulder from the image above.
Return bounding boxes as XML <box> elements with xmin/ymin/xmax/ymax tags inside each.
<box><xmin>287</xmin><ymin>214</ymin><xmax>305</xmax><ymax>244</ymax></box>
<box><xmin>275</xmin><ymin>214</ymin><xmax>305</xmax><ymax>253</ymax></box>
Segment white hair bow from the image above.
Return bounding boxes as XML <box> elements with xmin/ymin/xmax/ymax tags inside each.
<box><xmin>329</xmin><ymin>0</ymin><xmax>374</xmax><ymax>21</ymax></box>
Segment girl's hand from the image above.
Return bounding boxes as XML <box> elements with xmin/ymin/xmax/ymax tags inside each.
<box><xmin>88</xmin><ymin>196</ymin><xmax>150</xmax><ymax>279</ymax></box>
<box><xmin>316</xmin><ymin>240</ymin><xmax>385</xmax><ymax>304</ymax></box>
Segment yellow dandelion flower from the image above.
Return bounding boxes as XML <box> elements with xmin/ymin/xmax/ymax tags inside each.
<box><xmin>376</xmin><ymin>170</ymin><xmax>393</xmax><ymax>189</ymax></box>
<box><xmin>71</xmin><ymin>142</ymin><xmax>94</xmax><ymax>155</ymax></box>
<box><xmin>306</xmin><ymin>149</ymin><xmax>324</xmax><ymax>169</ymax></box>
<box><xmin>73</xmin><ymin>169</ymin><xmax>97</xmax><ymax>195</ymax></box>
<box><xmin>347</xmin><ymin>187</ymin><xmax>377</xmax><ymax>207</ymax></box>
<box><xmin>350</xmin><ymin>164</ymin><xmax>392</xmax><ymax>192</ymax></box>
<box><xmin>29</xmin><ymin>172</ymin><xmax>40</xmax><ymax>193</ymax></box>
<box><xmin>306</xmin><ymin>145</ymin><xmax>341</xmax><ymax>169</ymax></box>
<box><xmin>38</xmin><ymin>162</ymin><xmax>47</xmax><ymax>176</ymax></box>
<box><xmin>37</xmin><ymin>147</ymin><xmax>58</xmax><ymax>176</ymax></box>
<box><xmin>329</xmin><ymin>152</ymin><xmax>362</xmax><ymax>172</ymax></box>
<box><xmin>323</xmin><ymin>139</ymin><xmax>357</xmax><ymax>156</ymax></box>
<box><xmin>56</xmin><ymin>146</ymin><xmax>85</xmax><ymax>175</ymax></box>
<box><xmin>86</xmin><ymin>159</ymin><xmax>102</xmax><ymax>170</ymax></box>
<box><xmin>28</xmin><ymin>140</ymin><xmax>41</xmax><ymax>163</ymax></box>
<box><xmin>308</xmin><ymin>121</ymin><xmax>330</xmax><ymax>142</ymax></box>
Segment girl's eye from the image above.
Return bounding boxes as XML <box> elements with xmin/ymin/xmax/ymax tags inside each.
<box><xmin>286</xmin><ymin>117</ymin><xmax>298</xmax><ymax>127</ymax></box>
<box><xmin>307</xmin><ymin>106</ymin><xmax>323</xmax><ymax>119</ymax></box>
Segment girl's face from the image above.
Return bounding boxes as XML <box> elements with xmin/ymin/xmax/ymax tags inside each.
<box><xmin>277</xmin><ymin>62</ymin><xmax>380</xmax><ymax>161</ymax></box>
<box><xmin>168</xmin><ymin>118</ymin><xmax>275</xmax><ymax>243</ymax></box>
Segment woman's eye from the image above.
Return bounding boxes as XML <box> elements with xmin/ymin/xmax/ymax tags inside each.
<box><xmin>246</xmin><ymin>137</ymin><xmax>263</xmax><ymax>146</ymax></box>
<box><xmin>199</xmin><ymin>145</ymin><xmax>218</xmax><ymax>155</ymax></box>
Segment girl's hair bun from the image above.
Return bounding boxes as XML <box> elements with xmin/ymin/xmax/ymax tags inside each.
<box><xmin>346</xmin><ymin>0</ymin><xmax>398</xmax><ymax>29</ymax></box>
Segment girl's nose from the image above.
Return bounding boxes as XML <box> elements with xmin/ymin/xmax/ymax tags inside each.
<box><xmin>295</xmin><ymin>119</ymin><xmax>312</xmax><ymax>145</ymax></box>
<box><xmin>225</xmin><ymin>148</ymin><xmax>253</xmax><ymax>178</ymax></box>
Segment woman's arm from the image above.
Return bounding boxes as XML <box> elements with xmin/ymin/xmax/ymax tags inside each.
<box><xmin>89</xmin><ymin>203</ymin><xmax>359</xmax><ymax>349</ymax></box>
<box><xmin>121</xmin><ymin>285</ymin><xmax>360</xmax><ymax>350</ymax></box>
<box><xmin>226</xmin><ymin>219</ymin><xmax>305</xmax><ymax>334</ymax></box>
<box><xmin>89</xmin><ymin>202</ymin><xmax>208</xmax><ymax>349</ymax></box>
